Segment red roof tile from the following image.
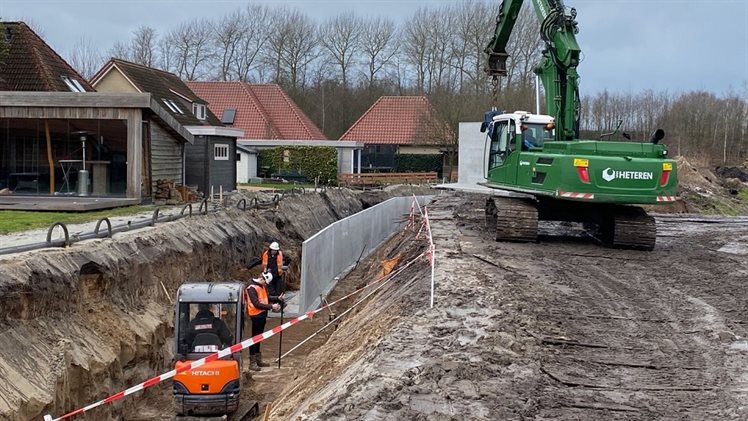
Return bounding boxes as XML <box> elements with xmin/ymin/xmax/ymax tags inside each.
<box><xmin>0</xmin><ymin>22</ymin><xmax>94</xmax><ymax>92</ymax></box>
<box><xmin>339</xmin><ymin>96</ymin><xmax>454</xmax><ymax>145</ymax></box>
<box><xmin>185</xmin><ymin>82</ymin><xmax>326</xmax><ymax>140</ymax></box>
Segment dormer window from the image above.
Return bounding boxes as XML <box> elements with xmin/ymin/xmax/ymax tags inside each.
<box><xmin>193</xmin><ymin>103</ymin><xmax>207</xmax><ymax>121</ymax></box>
<box><xmin>62</xmin><ymin>76</ymin><xmax>85</xmax><ymax>92</ymax></box>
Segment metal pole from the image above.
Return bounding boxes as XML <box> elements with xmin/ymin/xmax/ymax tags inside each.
<box><xmin>277</xmin><ymin>305</ymin><xmax>283</xmax><ymax>369</ymax></box>
<box><xmin>430</xmin><ymin>244</ymin><xmax>435</xmax><ymax>308</ymax></box>
<box><xmin>535</xmin><ymin>74</ymin><xmax>541</xmax><ymax>114</ymax></box>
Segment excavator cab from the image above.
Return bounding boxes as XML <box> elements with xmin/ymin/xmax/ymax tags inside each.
<box><xmin>173</xmin><ymin>282</ymin><xmax>245</xmax><ymax>416</ymax></box>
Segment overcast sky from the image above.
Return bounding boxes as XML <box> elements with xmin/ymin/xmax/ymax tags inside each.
<box><xmin>1</xmin><ymin>0</ymin><xmax>746</xmax><ymax>96</ymax></box>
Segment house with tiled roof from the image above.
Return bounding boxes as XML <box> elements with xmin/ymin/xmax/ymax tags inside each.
<box><xmin>0</xmin><ymin>23</ymin><xmax>200</xmax><ymax>208</ymax></box>
<box><xmin>339</xmin><ymin>96</ymin><xmax>455</xmax><ymax>175</ymax></box>
<box><xmin>0</xmin><ymin>22</ymin><xmax>93</xmax><ymax>92</ymax></box>
<box><xmin>91</xmin><ymin>59</ymin><xmax>243</xmax><ymax>195</ymax></box>
<box><xmin>185</xmin><ymin>82</ymin><xmax>326</xmax><ymax>140</ymax></box>
<box><xmin>186</xmin><ymin>82</ymin><xmax>362</xmax><ymax>183</ymax></box>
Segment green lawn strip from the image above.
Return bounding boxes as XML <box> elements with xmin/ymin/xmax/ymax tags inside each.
<box><xmin>0</xmin><ymin>205</ymin><xmax>153</xmax><ymax>234</ymax></box>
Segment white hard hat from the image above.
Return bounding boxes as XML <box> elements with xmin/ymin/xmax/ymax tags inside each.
<box><xmin>262</xmin><ymin>271</ymin><xmax>273</xmax><ymax>283</ymax></box>
<box><xmin>269</xmin><ymin>241</ymin><xmax>280</xmax><ymax>251</ymax></box>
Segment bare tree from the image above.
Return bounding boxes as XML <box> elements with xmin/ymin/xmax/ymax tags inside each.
<box><xmin>402</xmin><ymin>8</ymin><xmax>430</xmax><ymax>93</ymax></box>
<box><xmin>158</xmin><ymin>31</ymin><xmax>178</xmax><ymax>73</ymax></box>
<box><xmin>107</xmin><ymin>40</ymin><xmax>131</xmax><ymax>61</ymax></box>
<box><xmin>67</xmin><ymin>36</ymin><xmax>103</xmax><ymax>80</ymax></box>
<box><xmin>359</xmin><ymin>16</ymin><xmax>398</xmax><ymax>88</ymax></box>
<box><xmin>265</xmin><ymin>9</ymin><xmax>319</xmax><ymax>89</ymax></box>
<box><xmin>168</xmin><ymin>19</ymin><xmax>214</xmax><ymax>80</ymax></box>
<box><xmin>130</xmin><ymin>26</ymin><xmax>158</xmax><ymax>67</ymax></box>
<box><xmin>234</xmin><ymin>4</ymin><xmax>272</xmax><ymax>82</ymax></box>
<box><xmin>212</xmin><ymin>11</ymin><xmax>245</xmax><ymax>81</ymax></box>
<box><xmin>319</xmin><ymin>12</ymin><xmax>361</xmax><ymax>88</ymax></box>
<box><xmin>507</xmin><ymin>4</ymin><xmax>542</xmax><ymax>90</ymax></box>
<box><xmin>451</xmin><ymin>0</ymin><xmax>494</xmax><ymax>95</ymax></box>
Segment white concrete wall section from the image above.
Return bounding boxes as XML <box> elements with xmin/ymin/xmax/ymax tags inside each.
<box><xmin>237</xmin><ymin>150</ymin><xmax>249</xmax><ymax>183</ymax></box>
<box><xmin>299</xmin><ymin>195</ymin><xmax>432</xmax><ymax>313</ymax></box>
<box><xmin>458</xmin><ymin>122</ymin><xmax>486</xmax><ymax>186</ymax></box>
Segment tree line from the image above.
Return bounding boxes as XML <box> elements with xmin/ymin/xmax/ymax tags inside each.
<box><xmin>64</xmin><ymin>1</ymin><xmax>747</xmax><ymax>166</ymax></box>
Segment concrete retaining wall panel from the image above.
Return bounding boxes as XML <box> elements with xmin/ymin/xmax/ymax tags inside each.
<box><xmin>300</xmin><ymin>195</ymin><xmax>431</xmax><ymax>312</ymax></box>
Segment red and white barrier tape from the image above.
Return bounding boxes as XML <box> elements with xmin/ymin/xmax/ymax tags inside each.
<box><xmin>44</xmin><ymin>249</ymin><xmax>428</xmax><ymax>421</ymax></box>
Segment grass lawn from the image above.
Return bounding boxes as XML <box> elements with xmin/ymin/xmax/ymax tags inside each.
<box><xmin>0</xmin><ymin>205</ymin><xmax>153</xmax><ymax>234</ymax></box>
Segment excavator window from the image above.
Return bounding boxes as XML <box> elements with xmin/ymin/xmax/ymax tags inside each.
<box><xmin>488</xmin><ymin>121</ymin><xmax>510</xmax><ymax>169</ymax></box>
<box><xmin>176</xmin><ymin>302</ymin><xmax>238</xmax><ymax>355</ymax></box>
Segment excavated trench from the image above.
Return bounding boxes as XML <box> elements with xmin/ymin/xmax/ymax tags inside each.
<box><xmin>0</xmin><ymin>187</ymin><xmax>431</xmax><ymax>421</ymax></box>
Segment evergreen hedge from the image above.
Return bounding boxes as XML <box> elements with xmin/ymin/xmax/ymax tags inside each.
<box><xmin>394</xmin><ymin>154</ymin><xmax>443</xmax><ymax>175</ymax></box>
<box><xmin>258</xmin><ymin>146</ymin><xmax>337</xmax><ymax>183</ymax></box>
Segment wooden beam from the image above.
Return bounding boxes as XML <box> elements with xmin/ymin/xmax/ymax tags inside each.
<box><xmin>126</xmin><ymin>109</ymin><xmax>143</xmax><ymax>199</ymax></box>
<box><xmin>44</xmin><ymin>121</ymin><xmax>55</xmax><ymax>194</ymax></box>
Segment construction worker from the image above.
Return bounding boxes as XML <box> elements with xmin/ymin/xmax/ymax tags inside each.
<box><xmin>261</xmin><ymin>241</ymin><xmax>285</xmax><ymax>296</ymax></box>
<box><xmin>521</xmin><ymin>124</ymin><xmax>537</xmax><ymax>150</ymax></box>
<box><xmin>244</xmin><ymin>271</ymin><xmax>284</xmax><ymax>371</ymax></box>
<box><xmin>185</xmin><ymin>303</ymin><xmax>233</xmax><ymax>352</ymax></box>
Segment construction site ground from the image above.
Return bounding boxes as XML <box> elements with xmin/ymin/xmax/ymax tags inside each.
<box><xmin>4</xmin><ymin>161</ymin><xmax>748</xmax><ymax>421</ymax></box>
<box><xmin>131</xmin><ymin>193</ymin><xmax>748</xmax><ymax>420</ymax></box>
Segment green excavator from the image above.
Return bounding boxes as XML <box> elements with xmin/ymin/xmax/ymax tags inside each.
<box><xmin>479</xmin><ymin>0</ymin><xmax>677</xmax><ymax>250</ymax></box>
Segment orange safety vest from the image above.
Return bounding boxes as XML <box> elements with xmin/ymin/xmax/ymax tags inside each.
<box><xmin>261</xmin><ymin>250</ymin><xmax>284</xmax><ymax>276</ymax></box>
<box><xmin>244</xmin><ymin>284</ymin><xmax>268</xmax><ymax>317</ymax></box>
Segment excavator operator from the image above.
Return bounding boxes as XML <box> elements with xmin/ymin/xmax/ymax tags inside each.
<box><xmin>185</xmin><ymin>303</ymin><xmax>233</xmax><ymax>352</ymax></box>
<box><xmin>521</xmin><ymin>124</ymin><xmax>536</xmax><ymax>150</ymax></box>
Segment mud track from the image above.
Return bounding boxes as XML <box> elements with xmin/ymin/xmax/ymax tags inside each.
<box><xmin>274</xmin><ymin>191</ymin><xmax>748</xmax><ymax>420</ymax></box>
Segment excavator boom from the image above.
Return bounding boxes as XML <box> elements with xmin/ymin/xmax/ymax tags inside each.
<box><xmin>485</xmin><ymin>0</ymin><xmax>581</xmax><ymax>141</ymax></box>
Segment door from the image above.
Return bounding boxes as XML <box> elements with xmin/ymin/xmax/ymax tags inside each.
<box><xmin>485</xmin><ymin>119</ymin><xmax>518</xmax><ymax>185</ymax></box>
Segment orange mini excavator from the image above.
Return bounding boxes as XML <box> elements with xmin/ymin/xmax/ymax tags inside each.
<box><xmin>172</xmin><ymin>282</ymin><xmax>257</xmax><ymax>418</ymax></box>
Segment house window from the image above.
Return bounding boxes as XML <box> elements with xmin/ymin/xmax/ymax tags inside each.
<box><xmin>222</xmin><ymin>108</ymin><xmax>236</xmax><ymax>124</ymax></box>
<box><xmin>193</xmin><ymin>103</ymin><xmax>207</xmax><ymax>121</ymax></box>
<box><xmin>236</xmin><ymin>153</ymin><xmax>241</xmax><ymax>161</ymax></box>
<box><xmin>214</xmin><ymin>144</ymin><xmax>229</xmax><ymax>160</ymax></box>
<box><xmin>162</xmin><ymin>99</ymin><xmax>184</xmax><ymax>115</ymax></box>
<box><xmin>62</xmin><ymin>76</ymin><xmax>85</xmax><ymax>92</ymax></box>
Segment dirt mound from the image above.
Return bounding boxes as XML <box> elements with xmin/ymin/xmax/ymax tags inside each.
<box><xmin>716</xmin><ymin>166</ymin><xmax>748</xmax><ymax>182</ymax></box>
<box><xmin>669</xmin><ymin>156</ymin><xmax>748</xmax><ymax>215</ymax></box>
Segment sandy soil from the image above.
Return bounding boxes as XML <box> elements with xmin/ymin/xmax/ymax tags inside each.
<box><xmin>266</xmin><ymin>191</ymin><xmax>748</xmax><ymax>420</ymax></box>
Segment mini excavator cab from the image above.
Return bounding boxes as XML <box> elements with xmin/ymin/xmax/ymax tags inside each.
<box><xmin>173</xmin><ymin>282</ymin><xmax>245</xmax><ymax>416</ymax></box>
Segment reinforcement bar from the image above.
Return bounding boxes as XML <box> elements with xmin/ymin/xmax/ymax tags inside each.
<box><xmin>44</xmin><ymin>250</ymin><xmax>427</xmax><ymax>421</ymax></box>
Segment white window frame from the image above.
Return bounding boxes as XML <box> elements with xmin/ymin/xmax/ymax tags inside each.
<box><xmin>214</xmin><ymin>144</ymin><xmax>229</xmax><ymax>161</ymax></box>
<box><xmin>162</xmin><ymin>99</ymin><xmax>177</xmax><ymax>113</ymax></box>
<box><xmin>71</xmin><ymin>78</ymin><xmax>86</xmax><ymax>92</ymax></box>
<box><xmin>193</xmin><ymin>103</ymin><xmax>207</xmax><ymax>121</ymax></box>
<box><xmin>62</xmin><ymin>76</ymin><xmax>83</xmax><ymax>92</ymax></box>
<box><xmin>169</xmin><ymin>100</ymin><xmax>184</xmax><ymax>115</ymax></box>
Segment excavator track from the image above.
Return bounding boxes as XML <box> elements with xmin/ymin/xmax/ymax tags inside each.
<box><xmin>602</xmin><ymin>206</ymin><xmax>656</xmax><ymax>251</ymax></box>
<box><xmin>485</xmin><ymin>197</ymin><xmax>538</xmax><ymax>243</ymax></box>
<box><xmin>174</xmin><ymin>400</ymin><xmax>259</xmax><ymax>421</ymax></box>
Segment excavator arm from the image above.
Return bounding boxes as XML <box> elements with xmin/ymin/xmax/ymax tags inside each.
<box><xmin>485</xmin><ymin>0</ymin><xmax>582</xmax><ymax>141</ymax></box>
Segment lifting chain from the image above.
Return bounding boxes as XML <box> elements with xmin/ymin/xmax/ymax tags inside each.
<box><xmin>491</xmin><ymin>76</ymin><xmax>500</xmax><ymax>111</ymax></box>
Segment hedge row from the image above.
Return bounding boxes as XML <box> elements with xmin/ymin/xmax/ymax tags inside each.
<box><xmin>258</xmin><ymin>146</ymin><xmax>337</xmax><ymax>183</ymax></box>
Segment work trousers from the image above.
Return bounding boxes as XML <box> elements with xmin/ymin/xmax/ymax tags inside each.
<box><xmin>249</xmin><ymin>314</ymin><xmax>267</xmax><ymax>355</ymax></box>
